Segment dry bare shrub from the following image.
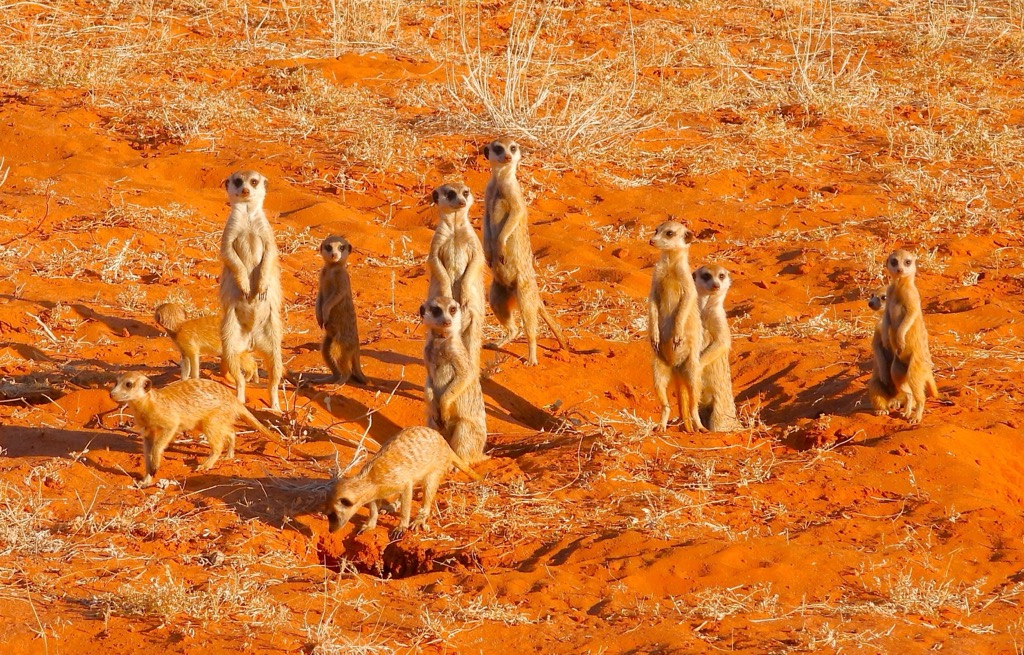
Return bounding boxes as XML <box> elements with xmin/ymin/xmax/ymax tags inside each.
<box><xmin>0</xmin><ymin>482</ymin><xmax>66</xmax><ymax>557</ymax></box>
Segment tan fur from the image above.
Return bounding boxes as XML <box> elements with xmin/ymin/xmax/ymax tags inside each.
<box><xmin>648</xmin><ymin>220</ymin><xmax>706</xmax><ymax>433</ymax></box>
<box><xmin>693</xmin><ymin>265</ymin><xmax>740</xmax><ymax>432</ymax></box>
<box><xmin>428</xmin><ymin>182</ymin><xmax>485</xmax><ymax>370</ymax></box>
<box><xmin>218</xmin><ymin>169</ymin><xmax>284</xmax><ymax>411</ymax></box>
<box><xmin>324</xmin><ymin>426</ymin><xmax>482</xmax><ymax>538</ymax></box>
<box><xmin>481</xmin><ymin>137</ymin><xmax>568</xmax><ymax>366</ymax></box>
<box><xmin>154</xmin><ymin>303</ymin><xmax>258</xmax><ymax>384</ymax></box>
<box><xmin>420</xmin><ymin>297</ymin><xmax>488</xmax><ymax>465</ymax></box>
<box><xmin>316</xmin><ymin>235</ymin><xmax>367</xmax><ymax>385</ymax></box>
<box><xmin>866</xmin><ymin>287</ymin><xmax>902</xmax><ymax>415</ymax></box>
<box><xmin>109</xmin><ymin>371</ymin><xmax>276</xmax><ymax>487</ymax></box>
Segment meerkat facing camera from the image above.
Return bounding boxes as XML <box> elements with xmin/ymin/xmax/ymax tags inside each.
<box><xmin>316</xmin><ymin>235</ymin><xmax>368</xmax><ymax>386</ymax></box>
<box><xmin>693</xmin><ymin>265</ymin><xmax>740</xmax><ymax>432</ymax></box>
<box><xmin>154</xmin><ymin>302</ymin><xmax>258</xmax><ymax>384</ymax></box>
<box><xmin>865</xmin><ymin>287</ymin><xmax>901</xmax><ymax>415</ymax></box>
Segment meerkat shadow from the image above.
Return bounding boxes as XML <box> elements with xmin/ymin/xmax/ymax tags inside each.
<box><xmin>186</xmin><ymin>473</ymin><xmax>328</xmax><ymax>536</ymax></box>
<box><xmin>480</xmin><ymin>378</ymin><xmax>556</xmax><ymax>432</ymax></box>
<box><xmin>0</xmin><ymin>426</ymin><xmax>143</xmax><ymax>479</ymax></box>
<box><xmin>289</xmin><ymin>385</ymin><xmax>403</xmax><ymax>447</ymax></box>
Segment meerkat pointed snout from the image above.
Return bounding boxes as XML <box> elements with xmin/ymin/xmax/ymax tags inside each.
<box><xmin>224</xmin><ymin>169</ymin><xmax>267</xmax><ymax>203</ymax></box>
<box><xmin>886</xmin><ymin>249</ymin><xmax>916</xmax><ymax>277</ymax></box>
<box><xmin>482</xmin><ymin>137</ymin><xmax>521</xmax><ymax>165</ymax></box>
<box><xmin>320</xmin><ymin>234</ymin><xmax>351</xmax><ymax>265</ymax></box>
<box><xmin>433</xmin><ymin>183</ymin><xmax>473</xmax><ymax>210</ymax></box>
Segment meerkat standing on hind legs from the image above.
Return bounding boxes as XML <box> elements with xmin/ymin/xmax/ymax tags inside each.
<box><xmin>865</xmin><ymin>287</ymin><xmax>902</xmax><ymax>415</ymax></box>
<box><xmin>316</xmin><ymin>235</ymin><xmax>368</xmax><ymax>386</ymax></box>
<box><xmin>693</xmin><ymin>265</ymin><xmax>740</xmax><ymax>432</ymax></box>
<box><xmin>481</xmin><ymin>137</ymin><xmax>569</xmax><ymax>366</ymax></box>
<box><xmin>153</xmin><ymin>302</ymin><xmax>259</xmax><ymax>384</ymax></box>
<box><xmin>648</xmin><ymin>220</ymin><xmax>707</xmax><ymax>433</ymax></box>
<box><xmin>218</xmin><ymin>169</ymin><xmax>284</xmax><ymax>411</ymax></box>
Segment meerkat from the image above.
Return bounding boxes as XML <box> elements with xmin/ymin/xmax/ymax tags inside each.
<box><xmin>481</xmin><ymin>137</ymin><xmax>568</xmax><ymax>366</ymax></box>
<box><xmin>324</xmin><ymin>425</ymin><xmax>483</xmax><ymax>538</ymax></box>
<box><xmin>649</xmin><ymin>220</ymin><xmax>706</xmax><ymax>433</ymax></box>
<box><xmin>693</xmin><ymin>265</ymin><xmax>740</xmax><ymax>432</ymax></box>
<box><xmin>218</xmin><ymin>169</ymin><xmax>284</xmax><ymax>411</ymax></box>
<box><xmin>428</xmin><ymin>182</ymin><xmax>485</xmax><ymax>369</ymax></box>
<box><xmin>881</xmin><ymin>250</ymin><xmax>938</xmax><ymax>424</ymax></box>
<box><xmin>316</xmin><ymin>235</ymin><xmax>368</xmax><ymax>386</ymax></box>
<box><xmin>154</xmin><ymin>302</ymin><xmax>259</xmax><ymax>384</ymax></box>
<box><xmin>109</xmin><ymin>371</ymin><xmax>277</xmax><ymax>487</ymax></box>
<box><xmin>866</xmin><ymin>287</ymin><xmax>901</xmax><ymax>415</ymax></box>
<box><xmin>420</xmin><ymin>296</ymin><xmax>488</xmax><ymax>465</ymax></box>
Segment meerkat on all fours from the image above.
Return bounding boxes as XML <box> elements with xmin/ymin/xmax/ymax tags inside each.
<box><xmin>428</xmin><ymin>182</ymin><xmax>486</xmax><ymax>369</ymax></box>
<box><xmin>110</xmin><ymin>371</ymin><xmax>278</xmax><ymax>487</ymax></box>
<box><xmin>421</xmin><ymin>296</ymin><xmax>488</xmax><ymax>465</ymax></box>
<box><xmin>154</xmin><ymin>302</ymin><xmax>259</xmax><ymax>384</ymax></box>
<box><xmin>648</xmin><ymin>220</ymin><xmax>706</xmax><ymax>433</ymax></box>
<box><xmin>693</xmin><ymin>265</ymin><xmax>740</xmax><ymax>432</ymax></box>
<box><xmin>218</xmin><ymin>169</ymin><xmax>284</xmax><ymax>411</ymax></box>
<box><xmin>316</xmin><ymin>235</ymin><xmax>368</xmax><ymax>386</ymax></box>
<box><xmin>481</xmin><ymin>137</ymin><xmax>568</xmax><ymax>366</ymax></box>
<box><xmin>880</xmin><ymin>249</ymin><xmax>939</xmax><ymax>424</ymax></box>
<box><xmin>324</xmin><ymin>425</ymin><xmax>483</xmax><ymax>538</ymax></box>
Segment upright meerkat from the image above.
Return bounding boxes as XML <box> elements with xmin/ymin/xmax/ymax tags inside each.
<box><xmin>428</xmin><ymin>182</ymin><xmax>485</xmax><ymax>369</ymax></box>
<box><xmin>881</xmin><ymin>250</ymin><xmax>937</xmax><ymax>424</ymax></box>
<box><xmin>110</xmin><ymin>371</ymin><xmax>277</xmax><ymax>487</ymax></box>
<box><xmin>481</xmin><ymin>137</ymin><xmax>568</xmax><ymax>366</ymax></box>
<box><xmin>866</xmin><ymin>287</ymin><xmax>901</xmax><ymax>415</ymax></box>
<box><xmin>154</xmin><ymin>302</ymin><xmax>258</xmax><ymax>384</ymax></box>
<box><xmin>324</xmin><ymin>425</ymin><xmax>483</xmax><ymax>538</ymax></box>
<box><xmin>648</xmin><ymin>220</ymin><xmax>706</xmax><ymax>433</ymax></box>
<box><xmin>218</xmin><ymin>169</ymin><xmax>284</xmax><ymax>411</ymax></box>
<box><xmin>421</xmin><ymin>296</ymin><xmax>488</xmax><ymax>465</ymax></box>
<box><xmin>693</xmin><ymin>265</ymin><xmax>740</xmax><ymax>432</ymax></box>
<box><xmin>316</xmin><ymin>235</ymin><xmax>367</xmax><ymax>386</ymax></box>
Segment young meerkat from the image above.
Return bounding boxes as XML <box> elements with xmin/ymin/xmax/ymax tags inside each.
<box><xmin>316</xmin><ymin>235</ymin><xmax>368</xmax><ymax>386</ymax></box>
<box><xmin>219</xmin><ymin>169</ymin><xmax>284</xmax><ymax>411</ymax></box>
<box><xmin>481</xmin><ymin>137</ymin><xmax>568</xmax><ymax>366</ymax></box>
<box><xmin>693</xmin><ymin>265</ymin><xmax>740</xmax><ymax>432</ymax></box>
<box><xmin>153</xmin><ymin>302</ymin><xmax>259</xmax><ymax>384</ymax></box>
<box><xmin>649</xmin><ymin>220</ymin><xmax>707</xmax><ymax>433</ymax></box>
<box><xmin>428</xmin><ymin>182</ymin><xmax>485</xmax><ymax>369</ymax></box>
<box><xmin>866</xmin><ymin>287</ymin><xmax>901</xmax><ymax>415</ymax></box>
<box><xmin>881</xmin><ymin>250</ymin><xmax>938</xmax><ymax>424</ymax></box>
<box><xmin>324</xmin><ymin>425</ymin><xmax>483</xmax><ymax>539</ymax></box>
<box><xmin>421</xmin><ymin>296</ymin><xmax>488</xmax><ymax>465</ymax></box>
<box><xmin>109</xmin><ymin>371</ymin><xmax>278</xmax><ymax>487</ymax></box>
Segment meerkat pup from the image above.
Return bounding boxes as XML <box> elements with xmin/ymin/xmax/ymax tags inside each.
<box><xmin>881</xmin><ymin>250</ymin><xmax>937</xmax><ymax>424</ymax></box>
<box><xmin>649</xmin><ymin>220</ymin><xmax>706</xmax><ymax>433</ymax></box>
<box><xmin>693</xmin><ymin>265</ymin><xmax>740</xmax><ymax>432</ymax></box>
<box><xmin>316</xmin><ymin>235</ymin><xmax>368</xmax><ymax>386</ymax></box>
<box><xmin>866</xmin><ymin>287</ymin><xmax>901</xmax><ymax>415</ymax></box>
<box><xmin>421</xmin><ymin>296</ymin><xmax>488</xmax><ymax>465</ymax></box>
<box><xmin>481</xmin><ymin>137</ymin><xmax>568</xmax><ymax>366</ymax></box>
<box><xmin>110</xmin><ymin>371</ymin><xmax>277</xmax><ymax>487</ymax></box>
<box><xmin>154</xmin><ymin>302</ymin><xmax>259</xmax><ymax>384</ymax></box>
<box><xmin>428</xmin><ymin>182</ymin><xmax>485</xmax><ymax>369</ymax></box>
<box><xmin>324</xmin><ymin>425</ymin><xmax>483</xmax><ymax>538</ymax></box>
<box><xmin>218</xmin><ymin>169</ymin><xmax>284</xmax><ymax>411</ymax></box>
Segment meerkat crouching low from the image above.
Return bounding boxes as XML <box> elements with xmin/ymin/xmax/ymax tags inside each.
<box><xmin>154</xmin><ymin>302</ymin><xmax>259</xmax><ymax>384</ymax></box>
<box><xmin>693</xmin><ymin>265</ymin><xmax>740</xmax><ymax>432</ymax></box>
<box><xmin>316</xmin><ymin>235</ymin><xmax>368</xmax><ymax>386</ymax></box>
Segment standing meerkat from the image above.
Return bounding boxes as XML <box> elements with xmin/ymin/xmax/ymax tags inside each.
<box><xmin>866</xmin><ymin>287</ymin><xmax>901</xmax><ymax>415</ymax></box>
<box><xmin>109</xmin><ymin>371</ymin><xmax>278</xmax><ymax>487</ymax></box>
<box><xmin>324</xmin><ymin>425</ymin><xmax>483</xmax><ymax>538</ymax></box>
<box><xmin>154</xmin><ymin>302</ymin><xmax>259</xmax><ymax>384</ymax></box>
<box><xmin>316</xmin><ymin>235</ymin><xmax>368</xmax><ymax>386</ymax></box>
<box><xmin>648</xmin><ymin>220</ymin><xmax>706</xmax><ymax>433</ymax></box>
<box><xmin>693</xmin><ymin>265</ymin><xmax>740</xmax><ymax>432</ymax></box>
<box><xmin>428</xmin><ymin>182</ymin><xmax>485</xmax><ymax>369</ymax></box>
<box><xmin>881</xmin><ymin>250</ymin><xmax>938</xmax><ymax>424</ymax></box>
<box><xmin>421</xmin><ymin>296</ymin><xmax>488</xmax><ymax>465</ymax></box>
<box><xmin>218</xmin><ymin>169</ymin><xmax>284</xmax><ymax>411</ymax></box>
<box><xmin>481</xmin><ymin>137</ymin><xmax>568</xmax><ymax>366</ymax></box>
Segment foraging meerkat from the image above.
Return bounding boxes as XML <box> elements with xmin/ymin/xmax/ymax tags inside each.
<box><xmin>218</xmin><ymin>169</ymin><xmax>284</xmax><ymax>411</ymax></box>
<box><xmin>324</xmin><ymin>425</ymin><xmax>483</xmax><ymax>538</ymax></box>
<box><xmin>109</xmin><ymin>371</ymin><xmax>277</xmax><ymax>487</ymax></box>
<box><xmin>648</xmin><ymin>220</ymin><xmax>706</xmax><ymax>433</ymax></box>
<box><xmin>428</xmin><ymin>182</ymin><xmax>485</xmax><ymax>369</ymax></box>
<box><xmin>316</xmin><ymin>235</ymin><xmax>368</xmax><ymax>386</ymax></box>
<box><xmin>693</xmin><ymin>265</ymin><xmax>740</xmax><ymax>432</ymax></box>
<box><xmin>481</xmin><ymin>137</ymin><xmax>568</xmax><ymax>366</ymax></box>
<box><xmin>421</xmin><ymin>296</ymin><xmax>488</xmax><ymax>465</ymax></box>
<box><xmin>881</xmin><ymin>250</ymin><xmax>938</xmax><ymax>424</ymax></box>
<box><xmin>866</xmin><ymin>287</ymin><xmax>901</xmax><ymax>415</ymax></box>
<box><xmin>154</xmin><ymin>302</ymin><xmax>259</xmax><ymax>384</ymax></box>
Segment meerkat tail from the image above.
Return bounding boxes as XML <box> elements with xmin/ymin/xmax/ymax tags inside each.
<box><xmin>538</xmin><ymin>302</ymin><xmax>569</xmax><ymax>349</ymax></box>
<box><xmin>239</xmin><ymin>406</ymin><xmax>279</xmax><ymax>440</ymax></box>
<box><xmin>450</xmin><ymin>451</ymin><xmax>484</xmax><ymax>481</ymax></box>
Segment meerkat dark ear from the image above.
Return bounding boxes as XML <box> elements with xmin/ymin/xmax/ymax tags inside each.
<box><xmin>483</xmin><ymin>144</ymin><xmax>491</xmax><ymax>159</ymax></box>
<box><xmin>222</xmin><ymin>177</ymin><xmax>230</xmax><ymax>190</ymax></box>
<box><xmin>142</xmin><ymin>378</ymin><xmax>151</xmax><ymax>391</ymax></box>
<box><xmin>419</xmin><ymin>303</ymin><xmax>427</xmax><ymax>318</ymax></box>
<box><xmin>692</xmin><ymin>271</ymin><xmax>698</xmax><ymax>281</ymax></box>
<box><xmin>431</xmin><ymin>189</ymin><xmax>439</xmax><ymax>204</ymax></box>
<box><xmin>684</xmin><ymin>230</ymin><xmax>695</xmax><ymax>244</ymax></box>
<box><xmin>262</xmin><ymin>176</ymin><xmax>269</xmax><ymax>191</ymax></box>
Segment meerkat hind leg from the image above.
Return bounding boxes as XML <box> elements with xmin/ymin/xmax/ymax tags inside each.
<box><xmin>488</xmin><ymin>281</ymin><xmax>520</xmax><ymax>347</ymax></box>
<box><xmin>410</xmin><ymin>471</ymin><xmax>443</xmax><ymax>532</ymax></box>
<box><xmin>653</xmin><ymin>359</ymin><xmax>672</xmax><ymax>431</ymax></box>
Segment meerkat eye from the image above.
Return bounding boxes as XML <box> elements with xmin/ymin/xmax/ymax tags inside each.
<box><xmin>124</xmin><ymin>381</ymin><xmax>133</xmax><ymax>388</ymax></box>
<box><xmin>510</xmin><ymin>144</ymin><xmax>517</xmax><ymax>152</ymax></box>
<box><xmin>904</xmin><ymin>259</ymin><xmax>912</xmax><ymax>266</ymax></box>
<box><xmin>493</xmin><ymin>145</ymin><xmax>504</xmax><ymax>155</ymax></box>
<box><xmin>339</xmin><ymin>498</ymin><xmax>353</xmax><ymax>508</ymax></box>
<box><xmin>431</xmin><ymin>306</ymin><xmax>442</xmax><ymax>317</ymax></box>
<box><xmin>890</xmin><ymin>258</ymin><xmax>898</xmax><ymax>266</ymax></box>
<box><xmin>702</xmin><ymin>272</ymin><xmax>712</xmax><ymax>280</ymax></box>
<box><xmin>449</xmin><ymin>305</ymin><xmax>458</xmax><ymax>316</ymax></box>
<box><xmin>719</xmin><ymin>273</ymin><xmax>726</xmax><ymax>280</ymax></box>
<box><xmin>233</xmin><ymin>178</ymin><xmax>243</xmax><ymax>188</ymax></box>
<box><xmin>446</xmin><ymin>190</ymin><xmax>457</xmax><ymax>201</ymax></box>
<box><xmin>250</xmin><ymin>178</ymin><xmax>259</xmax><ymax>187</ymax></box>
<box><xmin>462</xmin><ymin>190</ymin><xmax>470</xmax><ymax>197</ymax></box>
<box><xmin>666</xmin><ymin>231</ymin><xmax>675</xmax><ymax>237</ymax></box>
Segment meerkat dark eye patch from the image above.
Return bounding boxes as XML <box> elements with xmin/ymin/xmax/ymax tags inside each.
<box><xmin>446</xmin><ymin>190</ymin><xmax>457</xmax><ymax>201</ymax></box>
<box><xmin>492</xmin><ymin>144</ymin><xmax>505</xmax><ymax>156</ymax></box>
<box><xmin>233</xmin><ymin>178</ymin><xmax>243</xmax><ymax>188</ymax></box>
<box><xmin>431</xmin><ymin>306</ymin><xmax>442</xmax><ymax>317</ymax></box>
<box><xmin>890</xmin><ymin>258</ymin><xmax>898</xmax><ymax>266</ymax></box>
<box><xmin>339</xmin><ymin>498</ymin><xmax>354</xmax><ymax>508</ymax></box>
<box><xmin>702</xmin><ymin>272</ymin><xmax>713</xmax><ymax>281</ymax></box>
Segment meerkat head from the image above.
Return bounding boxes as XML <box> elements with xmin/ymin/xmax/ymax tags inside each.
<box><xmin>110</xmin><ymin>372</ymin><xmax>153</xmax><ymax>403</ymax></box>
<box><xmin>324</xmin><ymin>477</ymin><xmax>373</xmax><ymax>533</ymax></box>
<box><xmin>419</xmin><ymin>296</ymin><xmax>462</xmax><ymax>335</ymax></box>
<box><xmin>693</xmin><ymin>265</ymin><xmax>732</xmax><ymax>299</ymax></box>
<box><xmin>885</xmin><ymin>249</ymin><xmax>917</xmax><ymax>279</ymax></box>
<box><xmin>223</xmin><ymin>169</ymin><xmax>268</xmax><ymax>205</ymax></box>
<box><xmin>153</xmin><ymin>302</ymin><xmax>187</xmax><ymax>333</ymax></box>
<box><xmin>649</xmin><ymin>220</ymin><xmax>694</xmax><ymax>252</ymax></box>
<box><xmin>867</xmin><ymin>286</ymin><xmax>888</xmax><ymax>311</ymax></box>
<box><xmin>319</xmin><ymin>235</ymin><xmax>352</xmax><ymax>266</ymax></box>
<box><xmin>482</xmin><ymin>137</ymin><xmax>522</xmax><ymax>169</ymax></box>
<box><xmin>432</xmin><ymin>182</ymin><xmax>474</xmax><ymax>214</ymax></box>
